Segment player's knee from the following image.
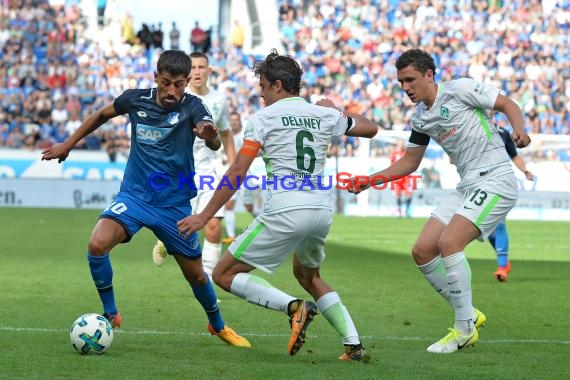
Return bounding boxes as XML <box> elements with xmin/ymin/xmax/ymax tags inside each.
<box><xmin>437</xmin><ymin>235</ymin><xmax>462</xmax><ymax>256</ymax></box>
<box><xmin>411</xmin><ymin>242</ymin><xmax>436</xmax><ymax>265</ymax></box>
<box><xmin>87</xmin><ymin>239</ymin><xmax>107</xmax><ymax>256</ymax></box>
<box><xmin>211</xmin><ymin>267</ymin><xmax>230</xmax><ymax>291</ymax></box>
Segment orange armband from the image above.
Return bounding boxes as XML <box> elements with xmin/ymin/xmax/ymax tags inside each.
<box><xmin>239</xmin><ymin>139</ymin><xmax>262</xmax><ymax>159</ymax></box>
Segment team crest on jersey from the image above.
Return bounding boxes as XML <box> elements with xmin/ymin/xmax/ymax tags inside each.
<box><xmin>440</xmin><ymin>106</ymin><xmax>449</xmax><ymax>120</ymax></box>
<box><xmin>473</xmin><ymin>82</ymin><xmax>483</xmax><ymax>94</ymax></box>
<box><xmin>167</xmin><ymin>112</ymin><xmax>179</xmax><ymax>125</ymax></box>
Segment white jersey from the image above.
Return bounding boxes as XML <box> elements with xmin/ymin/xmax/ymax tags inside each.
<box><xmin>188</xmin><ymin>88</ymin><xmax>230</xmax><ymax>175</ymax></box>
<box><xmin>409</xmin><ymin>78</ymin><xmax>513</xmax><ymax>190</ymax></box>
<box><xmin>233</xmin><ymin>130</ymin><xmax>245</xmax><ymax>152</ymax></box>
<box><xmin>244</xmin><ymin>96</ymin><xmax>354</xmax><ymax>214</ymax></box>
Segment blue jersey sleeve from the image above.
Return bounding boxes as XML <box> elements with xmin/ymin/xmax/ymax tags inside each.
<box><xmin>113</xmin><ymin>89</ymin><xmax>136</xmax><ymax>115</ymax></box>
<box><xmin>187</xmin><ymin>97</ymin><xmax>214</xmax><ymax>126</ymax></box>
<box><xmin>498</xmin><ymin>128</ymin><xmax>517</xmax><ymax>159</ymax></box>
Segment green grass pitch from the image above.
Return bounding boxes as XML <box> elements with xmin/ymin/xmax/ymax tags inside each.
<box><xmin>0</xmin><ymin>208</ymin><xmax>568</xmax><ymax>379</ymax></box>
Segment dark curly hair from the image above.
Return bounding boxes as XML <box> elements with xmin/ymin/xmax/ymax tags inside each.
<box><xmin>157</xmin><ymin>50</ymin><xmax>191</xmax><ymax>77</ymax></box>
<box><xmin>395</xmin><ymin>49</ymin><xmax>436</xmax><ymax>76</ymax></box>
<box><xmin>253</xmin><ymin>49</ymin><xmax>303</xmax><ymax>95</ymax></box>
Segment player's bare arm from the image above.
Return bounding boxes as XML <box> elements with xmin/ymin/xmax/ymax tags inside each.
<box><xmin>349</xmin><ymin>144</ymin><xmax>426</xmax><ymax>194</ymax></box>
<box><xmin>177</xmin><ymin>141</ymin><xmax>258</xmax><ymax>239</ymax></box>
<box><xmin>493</xmin><ymin>94</ymin><xmax>531</xmax><ymax>148</ymax></box>
<box><xmin>512</xmin><ymin>155</ymin><xmax>534</xmax><ymax>180</ymax></box>
<box><xmin>316</xmin><ymin>98</ymin><xmax>378</xmax><ymax>139</ymax></box>
<box><xmin>42</xmin><ymin>103</ymin><xmax>118</xmax><ymax>163</ymax></box>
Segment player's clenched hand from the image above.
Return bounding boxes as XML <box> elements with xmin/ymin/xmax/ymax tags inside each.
<box><xmin>347</xmin><ymin>176</ymin><xmax>371</xmax><ymax>194</ymax></box>
<box><xmin>194</xmin><ymin>121</ymin><xmax>218</xmax><ymax>141</ymax></box>
<box><xmin>41</xmin><ymin>143</ymin><xmax>71</xmax><ymax>163</ymax></box>
<box><xmin>511</xmin><ymin>131</ymin><xmax>531</xmax><ymax>148</ymax></box>
<box><xmin>177</xmin><ymin>214</ymin><xmax>208</xmax><ymax>240</ymax></box>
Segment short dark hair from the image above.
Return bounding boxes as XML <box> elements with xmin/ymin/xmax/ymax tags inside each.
<box><xmin>156</xmin><ymin>50</ymin><xmax>191</xmax><ymax>77</ymax></box>
<box><xmin>253</xmin><ymin>49</ymin><xmax>303</xmax><ymax>95</ymax></box>
<box><xmin>395</xmin><ymin>49</ymin><xmax>436</xmax><ymax>76</ymax></box>
<box><xmin>189</xmin><ymin>51</ymin><xmax>209</xmax><ymax>64</ymax></box>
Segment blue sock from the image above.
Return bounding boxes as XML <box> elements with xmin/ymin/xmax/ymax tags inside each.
<box><xmin>191</xmin><ymin>276</ymin><xmax>224</xmax><ymax>332</ymax></box>
<box><xmin>493</xmin><ymin>222</ymin><xmax>509</xmax><ymax>267</ymax></box>
<box><xmin>87</xmin><ymin>253</ymin><xmax>117</xmax><ymax>315</ymax></box>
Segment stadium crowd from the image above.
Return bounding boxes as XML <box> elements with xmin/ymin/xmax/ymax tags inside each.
<box><xmin>1</xmin><ymin>0</ymin><xmax>569</xmax><ymax>160</ymax></box>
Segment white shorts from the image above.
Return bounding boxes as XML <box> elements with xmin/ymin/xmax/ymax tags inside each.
<box><xmin>191</xmin><ymin>188</ymin><xmax>225</xmax><ymax>217</ymax></box>
<box><xmin>228</xmin><ymin>208</ymin><xmax>332</xmax><ymax>273</ymax></box>
<box><xmin>432</xmin><ymin>173</ymin><xmax>517</xmax><ymax>241</ymax></box>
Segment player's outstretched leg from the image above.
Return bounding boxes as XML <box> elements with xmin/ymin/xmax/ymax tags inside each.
<box><xmin>288</xmin><ymin>299</ymin><xmax>318</xmax><ymax>355</ymax></box>
<box><xmin>491</xmin><ymin>221</ymin><xmax>510</xmax><ymax>281</ymax></box>
<box><xmin>494</xmin><ymin>260</ymin><xmax>511</xmax><ymax>282</ymax></box>
<box><xmin>473</xmin><ymin>308</ymin><xmax>487</xmax><ymax>330</ymax></box>
<box><xmin>88</xmin><ymin>252</ymin><xmax>121</xmax><ymax>328</ymax></box>
<box><xmin>192</xmin><ymin>275</ymin><xmax>250</xmax><ymax>348</ymax></box>
<box><xmin>339</xmin><ymin>344</ymin><xmax>369</xmax><ymax>362</ymax></box>
<box><xmin>427</xmin><ymin>327</ymin><xmax>478</xmax><ymax>354</ymax></box>
<box><xmin>315</xmin><ymin>292</ymin><xmax>369</xmax><ymax>362</ymax></box>
<box><xmin>103</xmin><ymin>310</ymin><xmax>122</xmax><ymax>328</ymax></box>
<box><xmin>207</xmin><ymin>323</ymin><xmax>251</xmax><ymax>347</ymax></box>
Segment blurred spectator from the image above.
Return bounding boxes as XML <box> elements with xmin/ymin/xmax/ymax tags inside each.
<box><xmin>104</xmin><ymin>128</ymin><xmax>129</xmax><ymax>162</ymax></box>
<box><xmin>230</xmin><ymin>20</ymin><xmax>245</xmax><ymax>55</ymax></box>
<box><xmin>190</xmin><ymin>21</ymin><xmax>207</xmax><ymax>53</ymax></box>
<box><xmin>136</xmin><ymin>23</ymin><xmax>152</xmax><ymax>50</ymax></box>
<box><xmin>422</xmin><ymin>164</ymin><xmax>442</xmax><ymax>188</ymax></box>
<box><xmin>0</xmin><ymin>0</ymin><xmax>568</xmax><ymax>164</ymax></box>
<box><xmin>121</xmin><ymin>13</ymin><xmax>136</xmax><ymax>45</ymax></box>
<box><xmin>151</xmin><ymin>22</ymin><xmax>164</xmax><ymax>50</ymax></box>
<box><xmin>97</xmin><ymin>0</ymin><xmax>107</xmax><ymax>28</ymax></box>
<box><xmin>169</xmin><ymin>21</ymin><xmax>180</xmax><ymax>50</ymax></box>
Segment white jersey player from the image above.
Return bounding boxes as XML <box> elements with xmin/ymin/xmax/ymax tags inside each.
<box><xmin>153</xmin><ymin>52</ymin><xmax>236</xmax><ymax>275</ymax></box>
<box><xmin>177</xmin><ymin>50</ymin><xmax>379</xmax><ymax>361</ymax></box>
<box><xmin>350</xmin><ymin>49</ymin><xmax>531</xmax><ymax>354</ymax></box>
<box><xmin>222</xmin><ymin>111</ymin><xmax>258</xmax><ymax>244</ymax></box>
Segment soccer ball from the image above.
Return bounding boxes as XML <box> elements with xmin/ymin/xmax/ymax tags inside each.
<box><xmin>70</xmin><ymin>313</ymin><xmax>114</xmax><ymax>355</ymax></box>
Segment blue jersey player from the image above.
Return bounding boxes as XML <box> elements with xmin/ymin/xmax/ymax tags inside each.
<box><xmin>41</xmin><ymin>50</ymin><xmax>250</xmax><ymax>348</ymax></box>
<box><xmin>490</xmin><ymin>127</ymin><xmax>534</xmax><ymax>282</ymax></box>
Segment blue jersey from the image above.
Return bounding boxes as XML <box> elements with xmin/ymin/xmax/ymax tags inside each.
<box><xmin>498</xmin><ymin>127</ymin><xmax>517</xmax><ymax>159</ymax></box>
<box><xmin>114</xmin><ymin>88</ymin><xmax>213</xmax><ymax>206</ymax></box>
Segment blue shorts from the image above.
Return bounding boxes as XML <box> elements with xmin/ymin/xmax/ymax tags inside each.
<box><xmin>99</xmin><ymin>192</ymin><xmax>201</xmax><ymax>258</ymax></box>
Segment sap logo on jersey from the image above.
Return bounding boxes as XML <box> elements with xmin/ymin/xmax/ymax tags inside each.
<box><xmin>136</xmin><ymin>124</ymin><xmax>167</xmax><ymax>143</ymax></box>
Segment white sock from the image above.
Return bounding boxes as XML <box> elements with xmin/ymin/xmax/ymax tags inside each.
<box><xmin>443</xmin><ymin>252</ymin><xmax>473</xmax><ymax>334</ymax></box>
<box><xmin>230</xmin><ymin>272</ymin><xmax>296</xmax><ymax>313</ymax></box>
<box><xmin>418</xmin><ymin>256</ymin><xmax>477</xmax><ymax>321</ymax></box>
<box><xmin>417</xmin><ymin>256</ymin><xmax>451</xmax><ymax>301</ymax></box>
<box><xmin>316</xmin><ymin>292</ymin><xmax>360</xmax><ymax>345</ymax></box>
<box><xmin>224</xmin><ymin>210</ymin><xmax>236</xmax><ymax>238</ymax></box>
<box><xmin>202</xmin><ymin>240</ymin><xmax>221</xmax><ymax>276</ymax></box>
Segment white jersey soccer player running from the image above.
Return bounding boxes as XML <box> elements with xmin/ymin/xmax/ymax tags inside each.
<box><xmin>222</xmin><ymin>111</ymin><xmax>258</xmax><ymax>244</ymax></box>
<box><xmin>350</xmin><ymin>49</ymin><xmax>531</xmax><ymax>354</ymax></box>
<box><xmin>177</xmin><ymin>50</ymin><xmax>379</xmax><ymax>361</ymax></box>
<box><xmin>153</xmin><ymin>52</ymin><xmax>236</xmax><ymax>274</ymax></box>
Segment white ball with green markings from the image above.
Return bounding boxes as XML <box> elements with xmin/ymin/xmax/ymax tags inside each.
<box><xmin>70</xmin><ymin>313</ymin><xmax>114</xmax><ymax>355</ymax></box>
